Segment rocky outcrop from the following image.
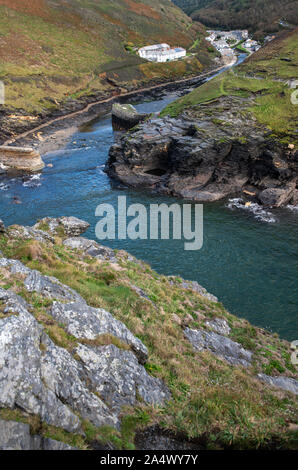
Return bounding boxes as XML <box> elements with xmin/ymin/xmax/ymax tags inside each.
<box><xmin>257</xmin><ymin>374</ymin><xmax>298</xmax><ymax>395</ymax></box>
<box><xmin>106</xmin><ymin>96</ymin><xmax>297</xmax><ymax>207</ymax></box>
<box><xmin>184</xmin><ymin>327</ymin><xmax>253</xmax><ymax>367</ymax></box>
<box><xmin>49</xmin><ymin>301</ymin><xmax>148</xmax><ymax>364</ymax></box>
<box><xmin>0</xmin><ymin>220</ymin><xmax>5</xmax><ymax>233</ymax></box>
<box><xmin>112</xmin><ymin>103</ymin><xmax>148</xmax><ymax>131</ymax></box>
<box><xmin>0</xmin><ymin>216</ymin><xmax>297</xmax><ymax>450</ymax></box>
<box><xmin>0</xmin><ymin>146</ymin><xmax>44</xmax><ymax>171</ymax></box>
<box><xmin>0</xmin><ymin>257</ymin><xmax>170</xmax><ymax>440</ymax></box>
<box><xmin>34</xmin><ymin>216</ymin><xmax>90</xmax><ymax>237</ymax></box>
<box><xmin>0</xmin><ymin>420</ymin><xmax>77</xmax><ymax>450</ymax></box>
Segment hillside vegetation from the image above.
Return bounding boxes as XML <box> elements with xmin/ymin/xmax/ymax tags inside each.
<box><xmin>173</xmin><ymin>0</ymin><xmax>298</xmax><ymax>38</ymax></box>
<box><xmin>161</xmin><ymin>29</ymin><xmax>298</xmax><ymax>144</ymax></box>
<box><xmin>0</xmin><ymin>218</ymin><xmax>297</xmax><ymax>449</ymax></box>
<box><xmin>0</xmin><ymin>0</ymin><xmax>215</xmax><ymax>114</ymax></box>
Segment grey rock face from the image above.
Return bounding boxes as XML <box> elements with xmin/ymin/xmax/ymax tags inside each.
<box><xmin>206</xmin><ymin>318</ymin><xmax>231</xmax><ymax>336</ymax></box>
<box><xmin>181</xmin><ymin>280</ymin><xmax>218</xmax><ymax>303</ymax></box>
<box><xmin>42</xmin><ymin>438</ymin><xmax>77</xmax><ymax>450</ymax></box>
<box><xmin>106</xmin><ymin>97</ymin><xmax>297</xmax><ymax>207</ymax></box>
<box><xmin>0</xmin><ymin>257</ymin><xmax>84</xmax><ymax>303</ymax></box>
<box><xmin>0</xmin><ymin>420</ymin><xmax>76</xmax><ymax>450</ymax></box>
<box><xmin>49</xmin><ymin>301</ymin><xmax>148</xmax><ymax>364</ymax></box>
<box><xmin>0</xmin><ymin>219</ymin><xmax>5</xmax><ymax>233</ymax></box>
<box><xmin>75</xmin><ymin>344</ymin><xmax>170</xmax><ymax>412</ymax></box>
<box><xmin>257</xmin><ymin>374</ymin><xmax>298</xmax><ymax>395</ymax></box>
<box><xmin>258</xmin><ymin>184</ymin><xmax>296</xmax><ymax>208</ymax></box>
<box><xmin>63</xmin><ymin>237</ymin><xmax>117</xmax><ymax>262</ymax></box>
<box><xmin>40</xmin><ymin>333</ymin><xmax>119</xmax><ymax>429</ymax></box>
<box><xmin>34</xmin><ymin>216</ymin><xmax>90</xmax><ymax>237</ymax></box>
<box><xmin>184</xmin><ymin>327</ymin><xmax>252</xmax><ymax>367</ymax></box>
<box><xmin>0</xmin><ymin>288</ymin><xmax>83</xmax><ymax>432</ymax></box>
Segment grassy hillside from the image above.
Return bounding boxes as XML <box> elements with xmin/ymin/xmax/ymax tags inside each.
<box><xmin>161</xmin><ymin>29</ymin><xmax>298</xmax><ymax>144</ymax></box>
<box><xmin>0</xmin><ymin>0</ymin><xmax>216</xmax><ymax>114</ymax></box>
<box><xmin>173</xmin><ymin>0</ymin><xmax>298</xmax><ymax>38</ymax></box>
<box><xmin>0</xmin><ymin>221</ymin><xmax>297</xmax><ymax>449</ymax></box>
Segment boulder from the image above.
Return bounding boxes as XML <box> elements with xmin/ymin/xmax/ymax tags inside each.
<box><xmin>206</xmin><ymin>318</ymin><xmax>231</xmax><ymax>336</ymax></box>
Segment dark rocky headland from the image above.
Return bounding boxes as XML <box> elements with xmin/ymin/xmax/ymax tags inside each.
<box><xmin>107</xmin><ymin>30</ymin><xmax>298</xmax><ymax>208</ymax></box>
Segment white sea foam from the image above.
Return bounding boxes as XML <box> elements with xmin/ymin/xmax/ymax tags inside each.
<box><xmin>227</xmin><ymin>198</ymin><xmax>277</xmax><ymax>223</ymax></box>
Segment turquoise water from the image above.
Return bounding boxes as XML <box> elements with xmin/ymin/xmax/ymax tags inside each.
<box><xmin>0</xmin><ymin>64</ymin><xmax>297</xmax><ymax>341</ymax></box>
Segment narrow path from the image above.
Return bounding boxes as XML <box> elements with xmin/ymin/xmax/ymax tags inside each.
<box><xmin>3</xmin><ymin>63</ymin><xmax>234</xmax><ymax>146</ymax></box>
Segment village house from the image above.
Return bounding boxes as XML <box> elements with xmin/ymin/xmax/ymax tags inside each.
<box><xmin>138</xmin><ymin>44</ymin><xmax>186</xmax><ymax>62</ymax></box>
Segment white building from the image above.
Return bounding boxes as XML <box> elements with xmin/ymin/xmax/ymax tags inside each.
<box><xmin>138</xmin><ymin>44</ymin><xmax>186</xmax><ymax>62</ymax></box>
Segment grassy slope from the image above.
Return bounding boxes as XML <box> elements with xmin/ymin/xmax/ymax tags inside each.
<box><xmin>161</xmin><ymin>29</ymin><xmax>298</xmax><ymax>144</ymax></box>
<box><xmin>173</xmin><ymin>0</ymin><xmax>298</xmax><ymax>37</ymax></box>
<box><xmin>0</xmin><ymin>226</ymin><xmax>297</xmax><ymax>450</ymax></box>
<box><xmin>0</xmin><ymin>0</ymin><xmax>216</xmax><ymax>113</ymax></box>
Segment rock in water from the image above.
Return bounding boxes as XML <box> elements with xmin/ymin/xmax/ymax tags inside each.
<box><xmin>112</xmin><ymin>103</ymin><xmax>148</xmax><ymax>131</ymax></box>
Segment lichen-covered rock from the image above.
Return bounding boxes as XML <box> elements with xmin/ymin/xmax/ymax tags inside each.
<box><xmin>40</xmin><ymin>333</ymin><xmax>119</xmax><ymax>429</ymax></box>
<box><xmin>0</xmin><ymin>288</ymin><xmax>83</xmax><ymax>432</ymax></box>
<box><xmin>49</xmin><ymin>301</ymin><xmax>148</xmax><ymax>363</ymax></box>
<box><xmin>184</xmin><ymin>327</ymin><xmax>252</xmax><ymax>367</ymax></box>
<box><xmin>206</xmin><ymin>318</ymin><xmax>231</xmax><ymax>336</ymax></box>
<box><xmin>63</xmin><ymin>237</ymin><xmax>117</xmax><ymax>262</ymax></box>
<box><xmin>8</xmin><ymin>225</ymin><xmax>55</xmax><ymax>243</ymax></box>
<box><xmin>75</xmin><ymin>344</ymin><xmax>170</xmax><ymax>412</ymax></box>
<box><xmin>0</xmin><ymin>420</ymin><xmax>77</xmax><ymax>450</ymax></box>
<box><xmin>0</xmin><ymin>257</ymin><xmax>84</xmax><ymax>303</ymax></box>
<box><xmin>257</xmin><ymin>374</ymin><xmax>298</xmax><ymax>395</ymax></box>
<box><xmin>106</xmin><ymin>99</ymin><xmax>297</xmax><ymax>207</ymax></box>
<box><xmin>34</xmin><ymin>216</ymin><xmax>90</xmax><ymax>237</ymax></box>
<box><xmin>258</xmin><ymin>183</ymin><xmax>296</xmax><ymax>208</ymax></box>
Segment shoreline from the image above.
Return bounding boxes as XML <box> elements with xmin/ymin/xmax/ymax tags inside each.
<box><xmin>1</xmin><ymin>59</ymin><xmax>237</xmax><ymax>155</ymax></box>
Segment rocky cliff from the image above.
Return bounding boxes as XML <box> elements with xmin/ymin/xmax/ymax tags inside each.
<box><xmin>0</xmin><ymin>217</ymin><xmax>297</xmax><ymax>450</ymax></box>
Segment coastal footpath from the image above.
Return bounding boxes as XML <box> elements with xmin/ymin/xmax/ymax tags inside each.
<box><xmin>106</xmin><ymin>30</ymin><xmax>298</xmax><ymax>208</ymax></box>
<box><xmin>0</xmin><ymin>217</ymin><xmax>297</xmax><ymax>450</ymax></box>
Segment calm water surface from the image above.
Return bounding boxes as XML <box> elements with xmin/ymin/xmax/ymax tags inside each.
<box><xmin>0</xmin><ymin>59</ymin><xmax>297</xmax><ymax>340</ymax></box>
